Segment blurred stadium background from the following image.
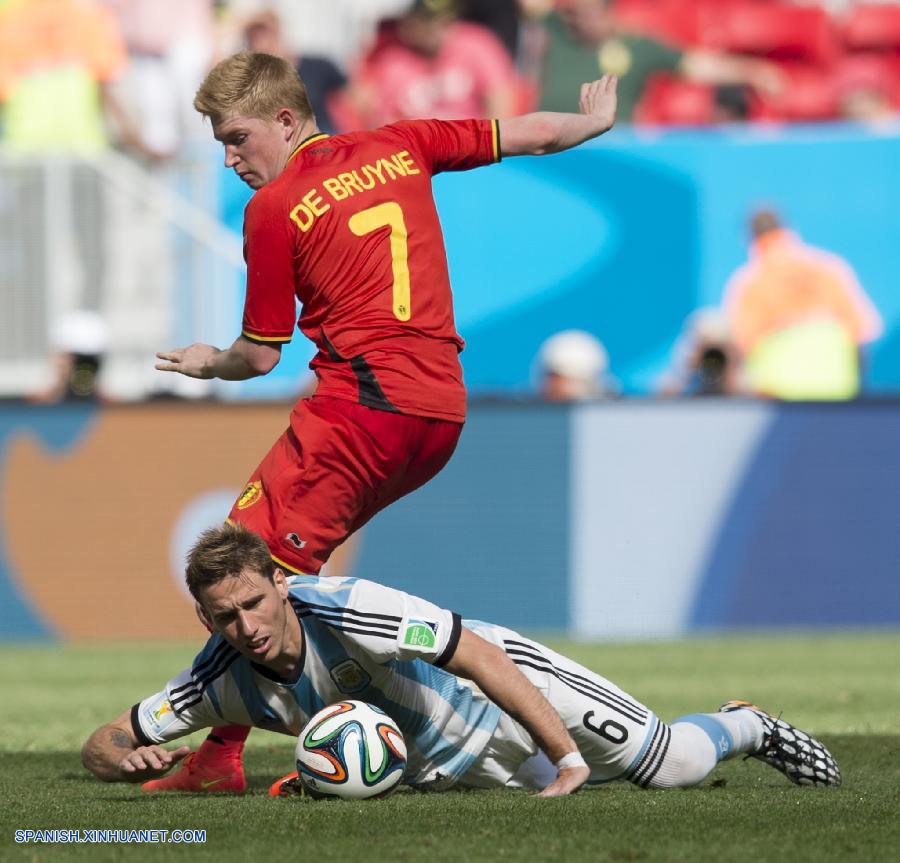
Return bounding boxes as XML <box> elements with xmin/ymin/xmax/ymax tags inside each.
<box><xmin>1</xmin><ymin>0</ymin><xmax>899</xmax><ymax>645</ymax></box>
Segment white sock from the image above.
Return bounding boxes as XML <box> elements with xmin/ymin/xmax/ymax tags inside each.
<box><xmin>675</xmin><ymin>710</ymin><xmax>765</xmax><ymax>758</ymax></box>
<box><xmin>643</xmin><ymin>710</ymin><xmax>765</xmax><ymax>789</ymax></box>
<box><xmin>708</xmin><ymin>708</ymin><xmax>765</xmax><ymax>755</ymax></box>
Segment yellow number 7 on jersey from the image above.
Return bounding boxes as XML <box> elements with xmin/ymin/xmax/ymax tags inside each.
<box><xmin>348</xmin><ymin>202</ymin><xmax>411</xmax><ymax>322</ymax></box>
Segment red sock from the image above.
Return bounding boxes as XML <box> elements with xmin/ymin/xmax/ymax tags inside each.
<box><xmin>202</xmin><ymin>725</ymin><xmax>251</xmax><ymax>759</ymax></box>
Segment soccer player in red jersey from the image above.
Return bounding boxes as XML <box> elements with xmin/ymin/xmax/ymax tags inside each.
<box><xmin>152</xmin><ymin>52</ymin><xmax>617</xmax><ymax>793</ymax></box>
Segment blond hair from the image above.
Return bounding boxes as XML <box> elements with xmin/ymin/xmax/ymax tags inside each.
<box><xmin>194</xmin><ymin>52</ymin><xmax>313</xmax><ymax>125</ymax></box>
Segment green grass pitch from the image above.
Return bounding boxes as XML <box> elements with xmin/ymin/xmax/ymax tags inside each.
<box><xmin>1</xmin><ymin>632</ymin><xmax>898</xmax><ymax>862</ymax></box>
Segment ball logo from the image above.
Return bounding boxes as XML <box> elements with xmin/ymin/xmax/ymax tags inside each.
<box><xmin>236</xmin><ymin>481</ymin><xmax>264</xmax><ymax>511</ymax></box>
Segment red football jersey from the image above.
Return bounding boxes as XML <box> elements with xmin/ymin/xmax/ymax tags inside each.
<box><xmin>241</xmin><ymin>118</ymin><xmax>501</xmax><ymax>422</ymax></box>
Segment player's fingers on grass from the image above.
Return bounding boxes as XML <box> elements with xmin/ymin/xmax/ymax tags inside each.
<box><xmin>170</xmin><ymin>746</ymin><xmax>191</xmax><ymax>764</ymax></box>
<box><xmin>150</xmin><ymin>746</ymin><xmax>183</xmax><ymax>769</ymax></box>
<box><xmin>142</xmin><ymin>750</ymin><xmax>166</xmax><ymax>771</ymax></box>
<box><xmin>534</xmin><ymin>766</ymin><xmax>590</xmax><ymax>798</ymax></box>
<box><xmin>125</xmin><ymin>754</ymin><xmax>148</xmax><ymax>771</ymax></box>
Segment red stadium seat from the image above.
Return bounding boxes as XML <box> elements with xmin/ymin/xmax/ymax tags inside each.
<box><xmin>843</xmin><ymin>4</ymin><xmax>900</xmax><ymax>53</ymax></box>
<box><xmin>634</xmin><ymin>75</ymin><xmax>715</xmax><ymax>126</ymax></box>
<box><xmin>700</xmin><ymin>3</ymin><xmax>841</xmax><ymax>66</ymax></box>
<box><xmin>613</xmin><ymin>0</ymin><xmax>702</xmax><ymax>47</ymax></box>
<box><xmin>755</xmin><ymin>63</ymin><xmax>840</xmax><ymax>121</ymax></box>
<box><xmin>835</xmin><ymin>54</ymin><xmax>900</xmax><ymax>108</ymax></box>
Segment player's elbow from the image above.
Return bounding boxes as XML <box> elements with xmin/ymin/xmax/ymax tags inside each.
<box><xmin>249</xmin><ymin>351</ymin><xmax>280</xmax><ymax>376</ymax></box>
<box><xmin>80</xmin><ymin>735</ymin><xmax>109</xmax><ymax>781</ymax></box>
<box><xmin>241</xmin><ymin>341</ymin><xmax>282</xmax><ymax>376</ymax></box>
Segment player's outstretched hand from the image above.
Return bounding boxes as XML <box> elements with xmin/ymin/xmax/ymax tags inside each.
<box><xmin>535</xmin><ymin>764</ymin><xmax>591</xmax><ymax>798</ymax></box>
<box><xmin>155</xmin><ymin>343</ymin><xmax>218</xmax><ymax>379</ymax></box>
<box><xmin>579</xmin><ymin>75</ymin><xmax>617</xmax><ymax>133</ymax></box>
<box><xmin>119</xmin><ymin>745</ymin><xmax>191</xmax><ymax>778</ymax></box>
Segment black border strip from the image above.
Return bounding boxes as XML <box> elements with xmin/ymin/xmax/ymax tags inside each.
<box><xmin>130</xmin><ymin>703</ymin><xmax>154</xmax><ymax>747</ymax></box>
<box><xmin>434</xmin><ymin>613</ymin><xmax>463</xmax><ymax>668</ymax></box>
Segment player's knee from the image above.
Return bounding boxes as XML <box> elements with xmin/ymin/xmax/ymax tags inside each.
<box><xmin>641</xmin><ymin>722</ymin><xmax>719</xmax><ymax>790</ymax></box>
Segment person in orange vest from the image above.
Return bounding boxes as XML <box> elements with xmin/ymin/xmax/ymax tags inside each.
<box><xmin>723</xmin><ymin>209</ymin><xmax>882</xmax><ymax>400</ymax></box>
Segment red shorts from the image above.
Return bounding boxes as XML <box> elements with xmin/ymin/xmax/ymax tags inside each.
<box><xmin>228</xmin><ymin>395</ymin><xmax>462</xmax><ymax>574</ymax></box>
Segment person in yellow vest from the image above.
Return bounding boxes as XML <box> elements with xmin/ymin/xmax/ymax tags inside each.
<box><xmin>0</xmin><ymin>0</ymin><xmax>144</xmax><ymax>155</ymax></box>
<box><xmin>723</xmin><ymin>210</ymin><xmax>883</xmax><ymax>400</ymax></box>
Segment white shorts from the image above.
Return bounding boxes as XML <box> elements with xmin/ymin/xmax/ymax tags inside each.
<box><xmin>457</xmin><ymin>623</ymin><xmax>664</xmax><ymax>790</ymax></box>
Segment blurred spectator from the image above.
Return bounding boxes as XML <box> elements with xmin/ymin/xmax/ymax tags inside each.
<box><xmin>724</xmin><ymin>209</ymin><xmax>883</xmax><ymax>400</ymax></box>
<box><xmin>0</xmin><ymin>0</ymin><xmax>149</xmax><ymax>397</ymax></box>
<box><xmin>223</xmin><ymin>0</ymin><xmax>410</xmax><ymax>70</ymax></box>
<box><xmin>31</xmin><ymin>310</ymin><xmax>109</xmax><ymax>402</ymax></box>
<box><xmin>105</xmin><ymin>0</ymin><xmax>214</xmax><ymax>159</ymax></box>
<box><xmin>791</xmin><ymin>0</ymin><xmax>898</xmax><ymax>13</ymax></box>
<box><xmin>345</xmin><ymin>0</ymin><xmax>520</xmax><ymax>129</ymax></box>
<box><xmin>0</xmin><ymin>0</ymin><xmax>137</xmax><ymax>154</ymax></box>
<box><xmin>538</xmin><ymin>0</ymin><xmax>782</xmax><ymax>122</ymax></box>
<box><xmin>515</xmin><ymin>0</ymin><xmax>554</xmax><ymax>110</ymax></box>
<box><xmin>241</xmin><ymin>10</ymin><xmax>346</xmax><ymax>133</ymax></box>
<box><xmin>536</xmin><ymin>329</ymin><xmax>615</xmax><ymax>401</ymax></box>
<box><xmin>837</xmin><ymin>68</ymin><xmax>900</xmax><ymax>126</ymax></box>
<box><xmin>658</xmin><ymin>309</ymin><xmax>744</xmax><ymax>398</ymax></box>
<box><xmin>712</xmin><ymin>85</ymin><xmax>752</xmax><ymax>125</ymax></box>
<box><xmin>840</xmin><ymin>90</ymin><xmax>899</xmax><ymax>125</ymax></box>
<box><xmin>460</xmin><ymin>0</ymin><xmax>521</xmax><ymax>59</ymax></box>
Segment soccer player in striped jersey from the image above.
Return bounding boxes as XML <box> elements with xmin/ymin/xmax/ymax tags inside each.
<box><xmin>150</xmin><ymin>52</ymin><xmax>619</xmax><ymax>791</ymax></box>
<box><xmin>82</xmin><ymin>525</ymin><xmax>840</xmax><ymax>794</ymax></box>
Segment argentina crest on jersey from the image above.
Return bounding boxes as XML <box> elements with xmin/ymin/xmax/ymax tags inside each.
<box><xmin>328</xmin><ymin>659</ymin><xmax>371</xmax><ymax>694</ymax></box>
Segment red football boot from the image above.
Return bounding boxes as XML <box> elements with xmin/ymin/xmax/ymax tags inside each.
<box><xmin>142</xmin><ymin>742</ymin><xmax>246</xmax><ymax>794</ymax></box>
<box><xmin>268</xmin><ymin>771</ymin><xmax>302</xmax><ymax>798</ymax></box>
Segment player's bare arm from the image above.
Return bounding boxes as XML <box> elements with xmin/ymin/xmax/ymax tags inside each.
<box><xmin>499</xmin><ymin>75</ymin><xmax>618</xmax><ymax>157</ymax></box>
<box><xmin>155</xmin><ymin>335</ymin><xmax>282</xmax><ymax>381</ymax></box>
<box><xmin>82</xmin><ymin>709</ymin><xmax>191</xmax><ymax>783</ymax></box>
<box><xmin>443</xmin><ymin>628</ymin><xmax>590</xmax><ymax>798</ymax></box>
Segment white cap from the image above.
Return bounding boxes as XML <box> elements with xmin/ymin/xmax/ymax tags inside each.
<box><xmin>538</xmin><ymin>329</ymin><xmax>608</xmax><ymax>381</ymax></box>
<box><xmin>685</xmin><ymin>308</ymin><xmax>731</xmax><ymax>344</ymax></box>
<box><xmin>51</xmin><ymin>310</ymin><xmax>108</xmax><ymax>355</ymax></box>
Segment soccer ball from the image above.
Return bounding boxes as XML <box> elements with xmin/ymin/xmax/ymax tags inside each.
<box><xmin>296</xmin><ymin>701</ymin><xmax>407</xmax><ymax>799</ymax></box>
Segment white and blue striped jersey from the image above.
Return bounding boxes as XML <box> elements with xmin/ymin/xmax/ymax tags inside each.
<box><xmin>133</xmin><ymin>575</ymin><xmax>662</xmax><ymax>790</ymax></box>
<box><xmin>132</xmin><ymin>576</ymin><xmax>502</xmax><ymax>788</ymax></box>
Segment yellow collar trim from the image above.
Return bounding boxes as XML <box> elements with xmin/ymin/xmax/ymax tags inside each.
<box><xmin>288</xmin><ymin>132</ymin><xmax>329</xmax><ymax>163</ymax></box>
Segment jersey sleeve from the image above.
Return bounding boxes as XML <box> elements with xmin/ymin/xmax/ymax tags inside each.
<box><xmin>240</xmin><ymin>189</ymin><xmax>299</xmax><ymax>345</ymax></box>
<box><xmin>318</xmin><ymin>578</ymin><xmax>462</xmax><ymax>667</ymax></box>
<box><xmin>389</xmin><ymin>118</ymin><xmax>501</xmax><ymax>176</ymax></box>
<box><xmin>130</xmin><ymin>666</ymin><xmax>226</xmax><ymax>745</ymax></box>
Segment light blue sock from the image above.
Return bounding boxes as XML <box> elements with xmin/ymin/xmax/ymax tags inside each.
<box><xmin>673</xmin><ymin>710</ymin><xmax>764</xmax><ymax>761</ymax></box>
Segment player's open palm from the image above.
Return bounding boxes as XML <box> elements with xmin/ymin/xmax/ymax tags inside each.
<box><xmin>579</xmin><ymin>75</ymin><xmax>618</xmax><ymax>133</ymax></box>
<box><xmin>535</xmin><ymin>763</ymin><xmax>591</xmax><ymax>798</ymax></box>
<box><xmin>156</xmin><ymin>343</ymin><xmax>218</xmax><ymax>379</ymax></box>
